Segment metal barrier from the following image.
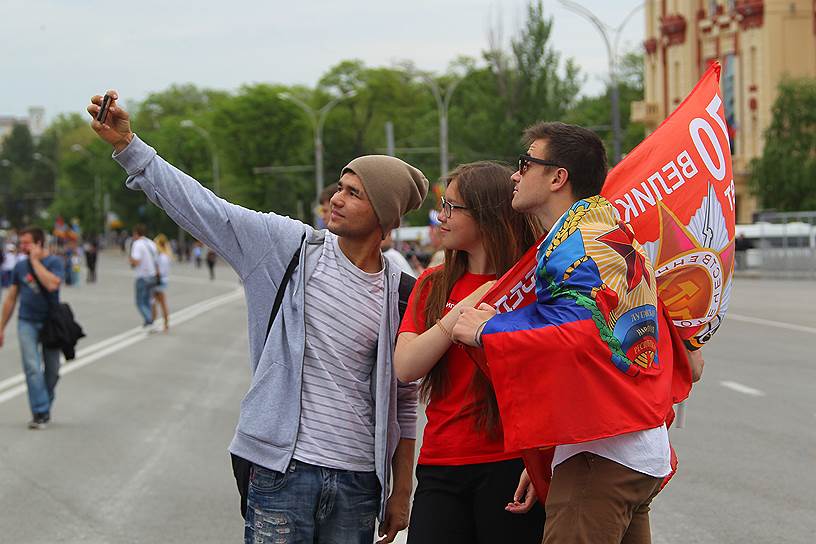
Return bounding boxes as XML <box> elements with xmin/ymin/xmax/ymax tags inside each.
<box><xmin>736</xmin><ymin>211</ymin><xmax>816</xmax><ymax>278</ymax></box>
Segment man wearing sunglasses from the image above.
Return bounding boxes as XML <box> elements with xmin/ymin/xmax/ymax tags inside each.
<box><xmin>454</xmin><ymin>122</ymin><xmax>675</xmax><ymax>544</ymax></box>
<box><xmin>88</xmin><ymin>91</ymin><xmax>427</xmax><ymax>544</ymax></box>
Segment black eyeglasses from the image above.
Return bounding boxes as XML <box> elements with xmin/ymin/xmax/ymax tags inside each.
<box><xmin>518</xmin><ymin>154</ymin><xmax>563</xmax><ymax>175</ymax></box>
<box><xmin>440</xmin><ymin>196</ymin><xmax>468</xmax><ymax>218</ymax></box>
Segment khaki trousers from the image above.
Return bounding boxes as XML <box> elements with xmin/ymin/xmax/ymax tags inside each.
<box><xmin>542</xmin><ymin>452</ymin><xmax>663</xmax><ymax>544</ymax></box>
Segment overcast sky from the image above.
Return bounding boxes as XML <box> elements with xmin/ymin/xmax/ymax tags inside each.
<box><xmin>1</xmin><ymin>0</ymin><xmax>644</xmax><ymax>123</ymax></box>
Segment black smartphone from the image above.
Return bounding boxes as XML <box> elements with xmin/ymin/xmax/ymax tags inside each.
<box><xmin>96</xmin><ymin>94</ymin><xmax>112</xmax><ymax>123</ymax></box>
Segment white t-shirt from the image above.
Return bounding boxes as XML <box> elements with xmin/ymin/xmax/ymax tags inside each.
<box><xmin>157</xmin><ymin>253</ymin><xmax>171</xmax><ymax>280</ymax></box>
<box><xmin>552</xmin><ymin>424</ymin><xmax>672</xmax><ymax>478</ymax></box>
<box><xmin>130</xmin><ymin>238</ymin><xmax>159</xmax><ymax>279</ymax></box>
<box><xmin>292</xmin><ymin>233</ymin><xmax>383</xmax><ymax>472</ymax></box>
<box><xmin>1</xmin><ymin>250</ymin><xmax>16</xmax><ymax>272</ymax></box>
<box><xmin>384</xmin><ymin>248</ymin><xmax>415</xmax><ymax>277</ymax></box>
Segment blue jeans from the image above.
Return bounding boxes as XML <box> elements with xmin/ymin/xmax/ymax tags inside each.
<box><xmin>135</xmin><ymin>277</ymin><xmax>155</xmax><ymax>325</ymax></box>
<box><xmin>18</xmin><ymin>319</ymin><xmax>61</xmax><ymax>415</ymax></box>
<box><xmin>245</xmin><ymin>460</ymin><xmax>380</xmax><ymax>544</ymax></box>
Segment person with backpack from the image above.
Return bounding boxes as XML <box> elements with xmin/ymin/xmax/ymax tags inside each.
<box><xmin>88</xmin><ymin>90</ymin><xmax>427</xmax><ymax>544</ymax></box>
<box><xmin>0</xmin><ymin>227</ymin><xmax>64</xmax><ymax>430</ymax></box>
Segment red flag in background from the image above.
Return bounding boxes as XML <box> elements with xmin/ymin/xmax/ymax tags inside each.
<box><xmin>465</xmin><ymin>63</ymin><xmax>733</xmax><ymax>502</ymax></box>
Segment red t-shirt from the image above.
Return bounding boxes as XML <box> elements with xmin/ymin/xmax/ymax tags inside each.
<box><xmin>399</xmin><ymin>267</ymin><xmax>519</xmax><ymax>466</ymax></box>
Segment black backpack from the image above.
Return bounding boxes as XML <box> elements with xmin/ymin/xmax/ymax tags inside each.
<box><xmin>231</xmin><ymin>235</ymin><xmax>416</xmax><ymax>519</ymax></box>
<box><xmin>28</xmin><ymin>261</ymin><xmax>86</xmax><ymax>360</ymax></box>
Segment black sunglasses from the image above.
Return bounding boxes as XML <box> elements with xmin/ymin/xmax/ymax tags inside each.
<box><xmin>518</xmin><ymin>154</ymin><xmax>563</xmax><ymax>175</ymax></box>
<box><xmin>440</xmin><ymin>195</ymin><xmax>468</xmax><ymax>218</ymax></box>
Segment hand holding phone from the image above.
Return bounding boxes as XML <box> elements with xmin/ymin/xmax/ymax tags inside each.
<box><xmin>96</xmin><ymin>94</ymin><xmax>113</xmax><ymax>123</ymax></box>
<box><xmin>87</xmin><ymin>90</ymin><xmax>133</xmax><ymax>152</ymax></box>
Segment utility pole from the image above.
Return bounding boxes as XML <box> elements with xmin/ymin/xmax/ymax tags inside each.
<box><xmin>558</xmin><ymin>0</ymin><xmax>643</xmax><ymax>164</ymax></box>
<box><xmin>278</xmin><ymin>91</ymin><xmax>356</xmax><ymax>225</ymax></box>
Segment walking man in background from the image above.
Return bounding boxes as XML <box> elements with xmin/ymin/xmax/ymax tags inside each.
<box><xmin>129</xmin><ymin>224</ymin><xmax>160</xmax><ymax>330</ymax></box>
<box><xmin>0</xmin><ymin>227</ymin><xmax>64</xmax><ymax>429</ymax></box>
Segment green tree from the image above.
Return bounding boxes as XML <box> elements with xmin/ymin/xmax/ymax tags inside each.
<box><xmin>210</xmin><ymin>83</ymin><xmax>313</xmax><ymax>219</ymax></box>
<box><xmin>42</xmin><ymin>113</ymin><xmax>125</xmax><ymax>236</ymax></box>
<box><xmin>750</xmin><ymin>78</ymin><xmax>816</xmax><ymax>211</ymax></box>
<box><xmin>451</xmin><ymin>0</ymin><xmax>582</xmax><ymax>164</ymax></box>
<box><xmin>1</xmin><ymin>124</ymin><xmax>42</xmax><ymax>226</ymax></box>
<box><xmin>318</xmin><ymin>61</ymin><xmax>439</xmax><ymax>185</ymax></box>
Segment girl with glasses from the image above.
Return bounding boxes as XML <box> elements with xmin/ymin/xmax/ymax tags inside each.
<box><xmin>394</xmin><ymin>161</ymin><xmax>545</xmax><ymax>544</ymax></box>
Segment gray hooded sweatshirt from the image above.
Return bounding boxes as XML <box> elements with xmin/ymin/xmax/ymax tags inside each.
<box><xmin>113</xmin><ymin>135</ymin><xmax>418</xmax><ymax>520</ymax></box>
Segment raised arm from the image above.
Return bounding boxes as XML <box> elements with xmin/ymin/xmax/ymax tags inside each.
<box><xmin>88</xmin><ymin>90</ymin><xmax>308</xmax><ymax>279</ymax></box>
<box><xmin>28</xmin><ymin>244</ymin><xmax>61</xmax><ymax>292</ymax></box>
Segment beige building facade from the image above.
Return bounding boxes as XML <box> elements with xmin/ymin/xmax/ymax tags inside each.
<box><xmin>632</xmin><ymin>0</ymin><xmax>816</xmax><ymax>223</ymax></box>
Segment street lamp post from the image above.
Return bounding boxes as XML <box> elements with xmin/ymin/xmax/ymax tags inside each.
<box><xmin>278</xmin><ymin>91</ymin><xmax>356</xmax><ymax>225</ymax></box>
<box><xmin>421</xmin><ymin>75</ymin><xmax>461</xmax><ymax>177</ymax></box>
<box><xmin>400</xmin><ymin>64</ymin><xmax>461</xmax><ymax>177</ymax></box>
<box><xmin>33</xmin><ymin>152</ymin><xmax>59</xmax><ymax>200</ymax></box>
<box><xmin>558</xmin><ymin>0</ymin><xmax>643</xmax><ymax>164</ymax></box>
<box><xmin>71</xmin><ymin>144</ymin><xmax>103</xmax><ymax>235</ymax></box>
<box><xmin>180</xmin><ymin>120</ymin><xmax>220</xmax><ymax>195</ymax></box>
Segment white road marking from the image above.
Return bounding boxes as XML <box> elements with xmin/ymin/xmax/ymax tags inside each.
<box><xmin>0</xmin><ymin>289</ymin><xmax>243</xmax><ymax>404</ymax></box>
<box><xmin>720</xmin><ymin>380</ymin><xmax>765</xmax><ymax>397</ymax></box>
<box><xmin>727</xmin><ymin>313</ymin><xmax>816</xmax><ymax>335</ymax></box>
<box><xmin>104</xmin><ymin>268</ymin><xmax>239</xmax><ymax>288</ymax></box>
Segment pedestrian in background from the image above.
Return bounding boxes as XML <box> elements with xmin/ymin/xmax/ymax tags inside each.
<box><xmin>381</xmin><ymin>231</ymin><xmax>415</xmax><ymax>277</ymax></box>
<box><xmin>84</xmin><ymin>238</ymin><xmax>98</xmax><ymax>283</ymax></box>
<box><xmin>151</xmin><ymin>234</ymin><xmax>172</xmax><ymax>332</ymax></box>
<box><xmin>317</xmin><ymin>184</ymin><xmax>336</xmax><ymax>228</ymax></box>
<box><xmin>205</xmin><ymin>247</ymin><xmax>217</xmax><ymax>280</ymax></box>
<box><xmin>193</xmin><ymin>242</ymin><xmax>202</xmax><ymax>268</ymax></box>
<box><xmin>1</xmin><ymin>242</ymin><xmax>16</xmax><ymax>288</ymax></box>
<box><xmin>0</xmin><ymin>227</ymin><xmax>64</xmax><ymax>430</ymax></box>
<box><xmin>129</xmin><ymin>224</ymin><xmax>160</xmax><ymax>331</ymax></box>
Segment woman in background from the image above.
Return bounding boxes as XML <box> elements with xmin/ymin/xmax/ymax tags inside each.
<box><xmin>152</xmin><ymin>234</ymin><xmax>172</xmax><ymax>332</ymax></box>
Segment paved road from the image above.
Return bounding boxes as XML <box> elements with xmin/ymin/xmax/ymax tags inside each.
<box><xmin>0</xmin><ymin>252</ymin><xmax>247</xmax><ymax>543</ymax></box>
<box><xmin>0</xmin><ymin>255</ymin><xmax>814</xmax><ymax>543</ymax></box>
<box><xmin>650</xmin><ymin>278</ymin><xmax>816</xmax><ymax>544</ymax></box>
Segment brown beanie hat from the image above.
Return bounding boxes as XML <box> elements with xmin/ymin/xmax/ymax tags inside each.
<box><xmin>342</xmin><ymin>155</ymin><xmax>429</xmax><ymax>234</ymax></box>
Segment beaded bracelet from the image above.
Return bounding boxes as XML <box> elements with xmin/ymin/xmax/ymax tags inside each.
<box><xmin>436</xmin><ymin>319</ymin><xmax>455</xmax><ymax>342</ymax></box>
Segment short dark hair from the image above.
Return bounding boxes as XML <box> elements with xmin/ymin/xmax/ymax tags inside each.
<box><xmin>20</xmin><ymin>226</ymin><xmax>45</xmax><ymax>246</ymax></box>
<box><xmin>133</xmin><ymin>224</ymin><xmax>148</xmax><ymax>236</ymax></box>
<box><xmin>523</xmin><ymin>122</ymin><xmax>608</xmax><ymax>199</ymax></box>
<box><xmin>319</xmin><ymin>184</ymin><xmax>336</xmax><ymax>205</ymax></box>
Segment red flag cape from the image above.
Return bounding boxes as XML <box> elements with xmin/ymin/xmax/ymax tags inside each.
<box><xmin>468</xmin><ymin>63</ymin><xmax>734</xmax><ymax>501</ymax></box>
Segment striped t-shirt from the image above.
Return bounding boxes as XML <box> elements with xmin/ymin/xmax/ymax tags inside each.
<box><xmin>292</xmin><ymin>233</ymin><xmax>384</xmax><ymax>472</ymax></box>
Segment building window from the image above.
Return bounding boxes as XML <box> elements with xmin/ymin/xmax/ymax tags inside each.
<box><xmin>723</xmin><ymin>54</ymin><xmax>737</xmax><ymax>155</ymax></box>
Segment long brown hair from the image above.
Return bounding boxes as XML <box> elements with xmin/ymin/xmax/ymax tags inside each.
<box><xmin>415</xmin><ymin>161</ymin><xmax>543</xmax><ymax>437</ymax></box>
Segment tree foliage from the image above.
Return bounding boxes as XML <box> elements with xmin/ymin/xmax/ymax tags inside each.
<box><xmin>750</xmin><ymin>78</ymin><xmax>816</xmax><ymax>211</ymax></box>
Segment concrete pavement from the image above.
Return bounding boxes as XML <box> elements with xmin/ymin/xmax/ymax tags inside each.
<box><xmin>0</xmin><ymin>254</ymin><xmax>814</xmax><ymax>543</ymax></box>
